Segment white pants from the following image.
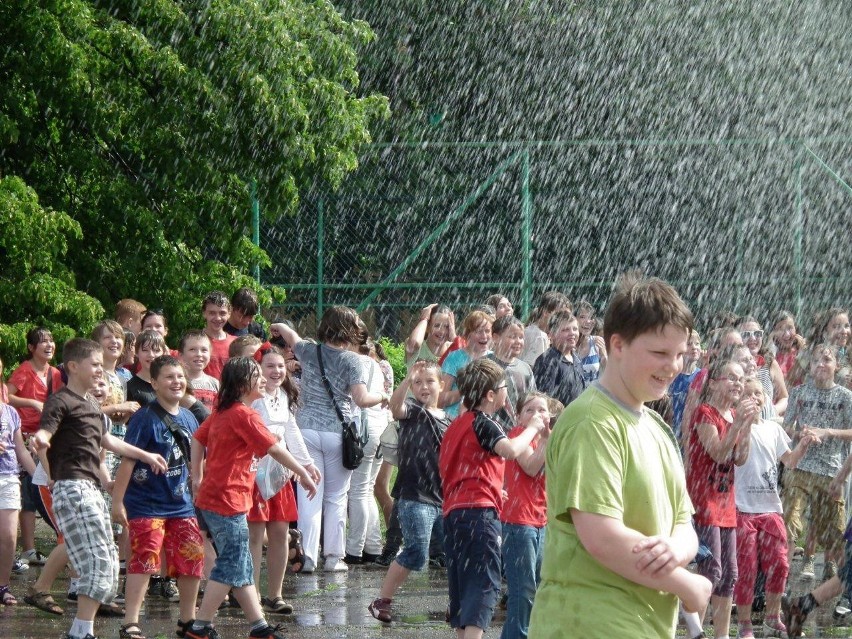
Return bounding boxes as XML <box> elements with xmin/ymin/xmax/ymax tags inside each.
<box><xmin>297</xmin><ymin>429</ymin><xmax>353</xmax><ymax>564</ymax></box>
<box><xmin>345</xmin><ymin>427</ymin><xmax>384</xmax><ymax>557</ymax></box>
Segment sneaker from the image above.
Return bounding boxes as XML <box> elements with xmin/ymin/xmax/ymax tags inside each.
<box><xmin>20</xmin><ymin>549</ymin><xmax>47</xmax><ymax>566</ymax></box>
<box><xmin>12</xmin><ymin>558</ymin><xmax>29</xmax><ymax>574</ymax></box>
<box><xmin>323</xmin><ymin>556</ymin><xmax>348</xmax><ymax>572</ymax></box>
<box><xmin>800</xmin><ymin>555</ymin><xmax>815</xmax><ymax>579</ymax></box>
<box><xmin>248</xmin><ymin>623</ymin><xmax>286</xmax><ymax>639</ymax></box>
<box><xmin>763</xmin><ymin>616</ymin><xmax>787</xmax><ymax>637</ymax></box>
<box><xmin>368</xmin><ymin>597</ymin><xmax>392</xmax><ymax>622</ymax></box>
<box><xmin>298</xmin><ymin>557</ymin><xmax>315</xmax><ymax>574</ymax></box>
<box><xmin>824</xmin><ymin>560</ymin><xmax>838</xmax><ymax>580</ymax></box>
<box><xmin>835</xmin><ymin>596</ymin><xmax>852</xmax><ymax>619</ymax></box>
<box><xmin>343</xmin><ymin>553</ymin><xmax>363</xmax><ymax>565</ymax></box>
<box><xmin>362</xmin><ymin>551</ymin><xmax>380</xmax><ymax>564</ymax></box>
<box><xmin>428</xmin><ymin>555</ymin><xmax>447</xmax><ymax>568</ymax></box>
<box><xmin>782</xmin><ymin>595</ymin><xmax>808</xmax><ymax>638</ymax></box>
<box><xmin>374</xmin><ymin>549</ymin><xmax>397</xmax><ymax>567</ymax></box>
<box><xmin>161</xmin><ymin>577</ymin><xmax>180</xmax><ymax>602</ymax></box>
<box><xmin>185</xmin><ymin>625</ymin><xmax>220</xmax><ymax>639</ymax></box>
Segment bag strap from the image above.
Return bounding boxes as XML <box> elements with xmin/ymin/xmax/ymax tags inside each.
<box><xmin>316</xmin><ymin>344</ymin><xmax>348</xmax><ymax>427</ymax></box>
<box><xmin>149</xmin><ymin>402</ymin><xmax>192</xmax><ymax>463</ymax></box>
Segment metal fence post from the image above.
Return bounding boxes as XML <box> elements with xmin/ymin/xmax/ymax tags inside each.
<box><xmin>521</xmin><ymin>148</ymin><xmax>532</xmax><ymax>321</ymax></box>
<box><xmin>317</xmin><ymin>196</ymin><xmax>325</xmax><ymax>320</ymax></box>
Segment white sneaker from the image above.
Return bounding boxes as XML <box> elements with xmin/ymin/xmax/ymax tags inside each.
<box><xmin>12</xmin><ymin>558</ymin><xmax>28</xmax><ymax>574</ymax></box>
<box><xmin>801</xmin><ymin>556</ymin><xmax>815</xmax><ymax>579</ymax></box>
<box><xmin>323</xmin><ymin>556</ymin><xmax>348</xmax><ymax>572</ymax></box>
<box><xmin>20</xmin><ymin>549</ymin><xmax>47</xmax><ymax>566</ymax></box>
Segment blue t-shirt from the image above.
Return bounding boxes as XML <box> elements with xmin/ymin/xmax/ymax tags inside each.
<box><xmin>441</xmin><ymin>349</ymin><xmax>474</xmax><ymax>418</ymax></box>
<box><xmin>123</xmin><ymin>403</ymin><xmax>199</xmax><ymax>519</ymax></box>
<box><xmin>669</xmin><ymin>368</ymin><xmax>701</xmax><ymax>441</ymax></box>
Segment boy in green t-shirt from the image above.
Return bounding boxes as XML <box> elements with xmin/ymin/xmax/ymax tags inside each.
<box><xmin>528</xmin><ymin>274</ymin><xmax>712</xmax><ymax>639</ymax></box>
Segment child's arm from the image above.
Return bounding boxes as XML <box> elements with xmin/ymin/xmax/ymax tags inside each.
<box><xmin>110</xmin><ymin>458</ymin><xmax>135</xmax><ymax>528</ymax></box>
<box><xmin>269</xmin><ymin>322</ymin><xmax>302</xmax><ymax>348</ymax></box>
<box><xmin>29</xmin><ymin>428</ymin><xmax>53</xmax><ymax>453</ymax></box>
<box><xmin>350</xmin><ymin>382</ymin><xmax>387</xmax><ymax>409</ymax></box>
<box><xmin>190</xmin><ymin>438</ymin><xmax>206</xmax><ymax>495</ymax></box>
<box><xmin>102</xmin><ymin>432</ymin><xmax>168</xmax><ymax>474</ymax></box>
<box><xmin>695</xmin><ymin>399</ymin><xmax>758</xmax><ymax>465</ymax></box>
<box><xmin>780</xmin><ymin>431</ymin><xmax>813</xmax><ymax>469</ymax></box>
<box><xmin>438</xmin><ymin>373</ymin><xmax>459</xmax><ymax>409</ymax></box>
<box><xmin>390</xmin><ymin>362</ymin><xmax>427</xmax><ymax>420</ymax></box>
<box><xmin>13</xmin><ymin>429</ymin><xmax>36</xmax><ymax>476</ymax></box>
<box><xmin>572</xmin><ymin>511</ymin><xmax>711</xmax><ymax>613</ymax></box>
<box><xmin>406</xmin><ymin>304</ymin><xmax>436</xmax><ymax>358</ymax></box>
<box><xmin>6</xmin><ymin>382</ymin><xmax>43</xmax><ymax>412</ymax></box>
<box><xmin>769</xmin><ymin>359</ymin><xmax>789</xmax><ymax>415</ymax></box>
<box><xmin>517</xmin><ymin>428</ymin><xmax>550</xmax><ymax>477</ymax></box>
<box><xmin>267</xmin><ymin>442</ymin><xmax>318</xmax><ymax>499</ymax></box>
<box><xmin>97</xmin><ymin>448</ymin><xmax>113</xmax><ymax>492</ymax></box>
<box><xmin>593</xmin><ymin>335</ymin><xmax>608</xmax><ymax>370</ymax></box>
<box><xmin>494</xmin><ymin>415</ymin><xmax>546</xmax><ymax>460</ymax></box>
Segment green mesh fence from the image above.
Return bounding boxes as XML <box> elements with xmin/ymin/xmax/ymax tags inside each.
<box><xmin>259</xmin><ymin>137</ymin><xmax>852</xmax><ymax>339</ymax></box>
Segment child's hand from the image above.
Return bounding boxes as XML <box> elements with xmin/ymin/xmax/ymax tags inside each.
<box><xmin>145</xmin><ymin>453</ymin><xmax>168</xmax><ymax>474</ymax></box>
<box><xmin>733</xmin><ymin>398</ymin><xmax>759</xmax><ymax>430</ymax></box>
<box><xmin>633</xmin><ymin>536</ymin><xmax>685</xmax><ymax>576</ymax></box>
<box><xmin>526</xmin><ymin>414</ymin><xmax>547</xmax><ymax>434</ymax></box>
<box><xmin>305</xmin><ymin>464</ymin><xmax>322</xmax><ymax>484</ymax></box>
<box><xmin>111</xmin><ymin>502</ymin><xmax>128</xmax><ymax>528</ymax></box>
<box><xmin>298</xmin><ymin>469</ymin><xmax>318</xmax><ymax>500</ymax></box>
<box><xmin>803</xmin><ymin>426</ymin><xmax>826</xmax><ymax>445</ymax></box>
<box><xmin>830</xmin><ymin>476</ymin><xmax>846</xmax><ymax>499</ymax></box>
<box><xmin>29</xmin><ymin>431</ymin><xmax>50</xmax><ymax>453</ymax></box>
<box><xmin>419</xmin><ymin>304</ymin><xmax>438</xmax><ymax>322</ymax></box>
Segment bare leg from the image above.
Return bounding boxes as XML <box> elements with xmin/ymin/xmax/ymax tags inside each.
<box><xmin>265</xmin><ymin>522</ymin><xmax>289</xmax><ymax>600</ymax></box>
<box><xmin>248</xmin><ymin>521</ymin><xmax>265</xmax><ymax>597</ymax></box>
<box><xmin>379</xmin><ymin>560</ymin><xmax>411</xmax><ymax>600</ymax></box>
<box><xmin>33</xmin><ymin>543</ymin><xmax>71</xmax><ymax>591</ymax></box>
<box><xmin>0</xmin><ymin>509</ymin><xmax>17</xmax><ymax>584</ymax></box>
<box><xmin>177</xmin><ymin>575</ymin><xmax>200</xmax><ymax>622</ymax></box>
<box><xmin>374</xmin><ymin>462</ymin><xmax>394</xmax><ymax>527</ymax></box>
<box><xmin>20</xmin><ymin>510</ymin><xmax>36</xmax><ymax>555</ymax></box>
<box><xmin>710</xmin><ymin>595</ymin><xmax>732</xmax><ymax>639</ymax></box>
<box><xmin>122</xmin><ymin>573</ymin><xmax>151</xmax><ymax>624</ymax></box>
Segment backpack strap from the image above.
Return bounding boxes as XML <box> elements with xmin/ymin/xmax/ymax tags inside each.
<box><xmin>149</xmin><ymin>402</ymin><xmax>192</xmax><ymax>464</ymax></box>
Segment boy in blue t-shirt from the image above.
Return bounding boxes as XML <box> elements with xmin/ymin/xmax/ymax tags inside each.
<box><xmin>111</xmin><ymin>355</ymin><xmax>204</xmax><ymax>639</ymax></box>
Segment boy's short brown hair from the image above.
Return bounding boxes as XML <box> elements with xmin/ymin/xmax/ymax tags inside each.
<box><xmin>202</xmin><ymin>290</ymin><xmax>231</xmax><ymax>312</ymax></box>
<box><xmin>603</xmin><ymin>272</ymin><xmax>693</xmax><ymax>348</ymax></box>
<box><xmin>151</xmin><ymin>354</ymin><xmax>185</xmax><ymax>380</ymax></box>
<box><xmin>91</xmin><ymin>319</ymin><xmax>125</xmax><ymax>342</ymax></box>
<box><xmin>229</xmin><ymin>335</ymin><xmax>262</xmax><ymax>358</ymax></box>
<box><xmin>458</xmin><ymin>358</ymin><xmax>505</xmax><ymax>409</ymax></box>
<box><xmin>63</xmin><ymin>338</ymin><xmax>103</xmax><ymax>364</ymax></box>
<box><xmin>179</xmin><ymin>329</ymin><xmax>210</xmax><ymax>353</ymax></box>
<box><xmin>460</xmin><ymin>310</ymin><xmax>494</xmax><ymax>338</ymax></box>
<box><xmin>547</xmin><ymin>309</ymin><xmax>577</xmax><ymax>335</ymax></box>
<box><xmin>114</xmin><ymin>299</ymin><xmax>146</xmax><ymax>326</ymax></box>
<box><xmin>231</xmin><ymin>287</ymin><xmax>259</xmax><ymax>316</ymax></box>
<box><xmin>135</xmin><ymin>329</ymin><xmax>167</xmax><ymax>354</ymax></box>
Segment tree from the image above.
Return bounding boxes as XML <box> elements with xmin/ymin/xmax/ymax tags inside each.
<box><xmin>0</xmin><ymin>0</ymin><xmax>389</xmax><ymax>359</ymax></box>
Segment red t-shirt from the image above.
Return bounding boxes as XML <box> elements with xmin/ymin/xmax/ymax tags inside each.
<box><xmin>776</xmin><ymin>350</ymin><xmax>797</xmax><ymax>378</ymax></box>
<box><xmin>8</xmin><ymin>362</ymin><xmax>64</xmax><ymax>433</ymax></box>
<box><xmin>193</xmin><ymin>402</ymin><xmax>278</xmax><ymax>516</ymax></box>
<box><xmin>687</xmin><ymin>403</ymin><xmax>737</xmax><ymax>527</ymax></box>
<box><xmin>501</xmin><ymin>426</ymin><xmax>546</xmax><ymax>527</ymax></box>
<box><xmin>439</xmin><ymin>409</ymin><xmax>506</xmax><ymax>516</ymax></box>
<box><xmin>203</xmin><ymin>334</ymin><xmax>235</xmax><ymax>381</ymax></box>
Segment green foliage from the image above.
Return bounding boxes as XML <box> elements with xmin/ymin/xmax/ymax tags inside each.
<box><xmin>377</xmin><ymin>337</ymin><xmax>406</xmax><ymax>385</ymax></box>
<box><xmin>0</xmin><ymin>0</ymin><xmax>389</xmax><ymax>350</ymax></box>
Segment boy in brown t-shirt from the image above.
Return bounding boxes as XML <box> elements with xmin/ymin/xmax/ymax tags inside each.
<box><xmin>31</xmin><ymin>338</ymin><xmax>167</xmax><ymax>639</ymax></box>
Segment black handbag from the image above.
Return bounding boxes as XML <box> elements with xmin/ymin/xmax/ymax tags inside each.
<box><xmin>316</xmin><ymin>344</ymin><xmax>366</xmax><ymax>470</ymax></box>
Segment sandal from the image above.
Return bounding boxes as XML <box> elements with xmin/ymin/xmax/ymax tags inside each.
<box><xmin>98</xmin><ymin>600</ymin><xmax>126</xmax><ymax>617</ymax></box>
<box><xmin>0</xmin><ymin>585</ymin><xmax>17</xmax><ymax>606</ymax></box>
<box><xmin>176</xmin><ymin>618</ymin><xmax>195</xmax><ymax>638</ymax></box>
<box><xmin>289</xmin><ymin>529</ymin><xmax>305</xmax><ymax>573</ymax></box>
<box><xmin>23</xmin><ymin>588</ymin><xmax>63</xmax><ymax>615</ymax></box>
<box><xmin>262</xmin><ymin>596</ymin><xmax>294</xmax><ymax>614</ymax></box>
<box><xmin>119</xmin><ymin>623</ymin><xmax>147</xmax><ymax>639</ymax></box>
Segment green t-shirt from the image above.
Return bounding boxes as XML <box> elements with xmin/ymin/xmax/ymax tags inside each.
<box><xmin>528</xmin><ymin>384</ymin><xmax>692</xmax><ymax>639</ymax></box>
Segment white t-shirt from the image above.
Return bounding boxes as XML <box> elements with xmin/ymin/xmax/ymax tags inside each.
<box><xmin>734</xmin><ymin>420</ymin><xmax>791</xmax><ymax>514</ymax></box>
<box><xmin>520</xmin><ymin>324</ymin><xmax>549</xmax><ymax>368</ymax></box>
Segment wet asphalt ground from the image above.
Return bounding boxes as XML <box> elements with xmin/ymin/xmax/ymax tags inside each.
<box><xmin>2</xmin><ymin>528</ymin><xmax>852</xmax><ymax>638</ymax></box>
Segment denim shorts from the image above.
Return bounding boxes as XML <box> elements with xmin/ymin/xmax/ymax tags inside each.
<box><xmin>396</xmin><ymin>499</ymin><xmax>442</xmax><ymax>571</ymax></box>
<box><xmin>200</xmin><ymin>509</ymin><xmax>254</xmax><ymax>587</ymax></box>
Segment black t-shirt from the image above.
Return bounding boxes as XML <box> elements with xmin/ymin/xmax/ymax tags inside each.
<box><xmin>532</xmin><ymin>346</ymin><xmax>587</xmax><ymax>408</ymax></box>
<box><xmin>396</xmin><ymin>398</ymin><xmax>450</xmax><ymax>506</ymax></box>
<box><xmin>127</xmin><ymin>375</ymin><xmax>156</xmax><ymax>406</ymax></box>
<box><xmin>40</xmin><ymin>387</ymin><xmax>108</xmax><ymax>483</ymax></box>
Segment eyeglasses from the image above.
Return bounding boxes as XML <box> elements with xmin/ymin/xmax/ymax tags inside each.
<box><xmin>740</xmin><ymin>330</ymin><xmax>764</xmax><ymax>341</ymax></box>
<box><xmin>714</xmin><ymin>374</ymin><xmax>745</xmax><ymax>384</ymax></box>
<box><xmin>494</xmin><ymin>384</ymin><xmax>507</xmax><ymax>391</ymax></box>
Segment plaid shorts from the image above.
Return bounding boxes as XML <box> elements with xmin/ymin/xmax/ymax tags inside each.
<box><xmin>52</xmin><ymin>480</ymin><xmax>119</xmax><ymax>603</ymax></box>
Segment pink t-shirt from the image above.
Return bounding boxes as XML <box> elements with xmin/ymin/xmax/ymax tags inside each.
<box><xmin>8</xmin><ymin>362</ymin><xmax>63</xmax><ymax>433</ymax></box>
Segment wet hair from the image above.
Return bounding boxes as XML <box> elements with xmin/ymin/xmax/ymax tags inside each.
<box><xmin>429</xmin><ymin>304</ymin><xmax>453</xmax><ymax>323</ymax></box>
<box><xmin>25</xmin><ymin>327</ymin><xmax>53</xmax><ymax>360</ymax></box>
<box><xmin>179</xmin><ymin>329</ymin><xmax>211</xmax><ymax>353</ymax></box>
<box><xmin>460</xmin><ymin>310</ymin><xmax>494</xmax><ymax>338</ymax></box>
<box><xmin>574</xmin><ymin>300</ymin><xmax>595</xmax><ymax>316</ymax></box>
<box><xmin>699</xmin><ymin>357</ymin><xmax>738</xmax><ymax>404</ymax></box>
<box><xmin>374</xmin><ymin>341</ymin><xmax>388</xmax><ymax>362</ymax></box>
<box><xmin>229</xmin><ymin>334</ymin><xmax>262</xmax><ymax>358</ymax></box>
<box><xmin>231</xmin><ymin>287</ymin><xmax>259</xmax><ymax>316</ymax></box>
<box><xmin>411</xmin><ymin>359</ymin><xmax>442</xmax><ymax>378</ymax></box>
<box><xmin>526</xmin><ymin>291</ymin><xmax>571</xmax><ymax>325</ymax></box>
<box><xmin>217</xmin><ymin>357</ymin><xmax>262</xmax><ymax>411</ymax></box>
<box><xmin>485</xmin><ymin>294</ymin><xmax>509</xmax><ymax>309</ymax></box>
<box><xmin>473</xmin><ymin>304</ymin><xmax>497</xmax><ymax>318</ymax></box>
<box><xmin>122</xmin><ymin>330</ymin><xmax>136</xmax><ymax>359</ymax></box>
<box><xmin>808</xmin><ymin>307</ymin><xmax>849</xmax><ymax>347</ymax></box>
<box><xmin>546</xmin><ymin>396</ymin><xmax>565</xmax><ymax>421</ymax></box>
<box><xmin>358</xmin><ymin>337</ymin><xmax>377</xmax><ymax>357</ymax></box>
<box><xmin>710</xmin><ymin>310</ymin><xmax>740</xmax><ymax>329</ymax></box>
<box><xmin>141</xmin><ymin>309</ymin><xmax>168</xmax><ymax>330</ymax></box>
<box><xmin>63</xmin><ymin>338</ymin><xmax>102</xmax><ymax>364</ymax></box>
<box><xmin>457</xmin><ymin>358</ymin><xmax>505</xmax><ymax>409</ymax></box>
<box><xmin>603</xmin><ymin>273</ymin><xmax>693</xmax><ymax>348</ymax></box>
<box><xmin>91</xmin><ymin>320</ymin><xmax>125</xmax><ymax>343</ymax></box>
<box><xmin>150</xmin><ymin>354</ymin><xmax>184</xmax><ymax>380</ymax></box>
<box><xmin>735</xmin><ymin>315</ymin><xmax>761</xmax><ymax>330</ymax></box>
<box><xmin>114</xmin><ymin>299</ymin><xmax>146</xmax><ymax>326</ymax></box>
<box><xmin>707</xmin><ymin>326</ymin><xmax>741</xmax><ymax>354</ymax></box>
<box><xmin>809</xmin><ymin>343</ymin><xmax>839</xmax><ymax>364</ymax></box>
<box><xmin>259</xmin><ymin>346</ymin><xmax>300</xmax><ymax>407</ymax></box>
<box><xmin>135</xmin><ymin>329</ymin><xmax>167</xmax><ymax>355</ymax></box>
<box><xmin>492</xmin><ymin>315</ymin><xmax>524</xmax><ymax>335</ymax></box>
<box><xmin>202</xmin><ymin>290</ymin><xmax>231</xmax><ymax>312</ymax></box>
<box><xmin>316</xmin><ymin>306</ymin><xmax>367</xmax><ymax>346</ymax></box>
<box><xmin>547</xmin><ymin>309</ymin><xmax>577</xmax><ymax>335</ymax></box>
<box><xmin>515</xmin><ymin>390</ymin><xmax>552</xmax><ymax>416</ymax></box>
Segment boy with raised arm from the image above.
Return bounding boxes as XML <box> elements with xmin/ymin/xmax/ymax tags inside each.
<box><xmin>528</xmin><ymin>274</ymin><xmax>712</xmax><ymax>639</ymax></box>
<box><xmin>30</xmin><ymin>338</ymin><xmax>167</xmax><ymax>639</ymax></box>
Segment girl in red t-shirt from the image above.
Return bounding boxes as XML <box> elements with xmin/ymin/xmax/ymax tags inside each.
<box><xmin>687</xmin><ymin>358</ymin><xmax>759</xmax><ymax>639</ymax></box>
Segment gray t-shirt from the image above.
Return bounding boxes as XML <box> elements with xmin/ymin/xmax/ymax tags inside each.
<box><xmin>785</xmin><ymin>382</ymin><xmax>852</xmax><ymax>477</ymax></box>
<box><xmin>293</xmin><ymin>341</ymin><xmax>366</xmax><ymax>434</ymax></box>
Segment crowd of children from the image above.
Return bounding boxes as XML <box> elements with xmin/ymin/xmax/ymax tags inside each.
<box><xmin>1</xmin><ymin>283</ymin><xmax>852</xmax><ymax>639</ymax></box>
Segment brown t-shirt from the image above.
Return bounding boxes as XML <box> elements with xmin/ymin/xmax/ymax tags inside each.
<box><xmin>40</xmin><ymin>387</ymin><xmax>107</xmax><ymax>483</ymax></box>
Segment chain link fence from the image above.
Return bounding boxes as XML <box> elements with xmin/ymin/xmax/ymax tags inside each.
<box><xmin>259</xmin><ymin>137</ymin><xmax>852</xmax><ymax>340</ymax></box>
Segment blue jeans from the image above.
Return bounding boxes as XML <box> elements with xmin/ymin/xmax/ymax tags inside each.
<box><xmin>395</xmin><ymin>499</ymin><xmax>442</xmax><ymax>571</ymax></box>
<box><xmin>201</xmin><ymin>509</ymin><xmax>253</xmax><ymax>587</ymax></box>
<box><xmin>501</xmin><ymin>523</ymin><xmax>545</xmax><ymax>639</ymax></box>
